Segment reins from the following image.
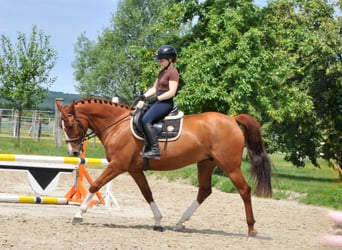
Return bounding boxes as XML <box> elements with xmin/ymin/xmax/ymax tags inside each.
<box><xmin>87</xmin><ymin>113</ymin><xmax>131</xmax><ymax>140</ymax></box>
<box><xmin>66</xmin><ymin>111</ymin><xmax>131</xmax><ymax>143</ymax></box>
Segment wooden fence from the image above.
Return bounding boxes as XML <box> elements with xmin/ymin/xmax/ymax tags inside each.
<box><xmin>0</xmin><ymin>108</ymin><xmax>61</xmax><ymax>143</ymax></box>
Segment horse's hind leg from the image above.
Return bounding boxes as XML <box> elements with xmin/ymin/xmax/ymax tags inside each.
<box><xmin>174</xmin><ymin>160</ymin><xmax>216</xmax><ymax>231</ymax></box>
<box><xmin>226</xmin><ymin>168</ymin><xmax>256</xmax><ymax>236</ymax></box>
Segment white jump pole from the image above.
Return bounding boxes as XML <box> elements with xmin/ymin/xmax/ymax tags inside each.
<box><xmin>0</xmin><ymin>154</ymin><xmax>108</xmax><ymax>167</ymax></box>
<box><xmin>0</xmin><ymin>154</ymin><xmax>118</xmax><ymax>208</ymax></box>
<box><xmin>0</xmin><ymin>195</ymin><xmax>68</xmax><ymax>205</ymax></box>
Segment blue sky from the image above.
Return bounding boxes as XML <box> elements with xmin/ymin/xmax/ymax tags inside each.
<box><xmin>0</xmin><ymin>0</ymin><xmax>119</xmax><ymax>93</ymax></box>
<box><xmin>0</xmin><ymin>0</ymin><xmax>268</xmax><ymax>94</ymax></box>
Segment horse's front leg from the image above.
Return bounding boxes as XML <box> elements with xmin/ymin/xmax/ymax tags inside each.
<box><xmin>72</xmin><ymin>192</ymin><xmax>95</xmax><ymax>224</ymax></box>
<box><xmin>72</xmin><ymin>163</ymin><xmax>124</xmax><ymax>224</ymax></box>
<box><xmin>129</xmin><ymin>171</ymin><xmax>163</xmax><ymax>231</ymax></box>
<box><xmin>149</xmin><ymin>201</ymin><xmax>163</xmax><ymax>231</ymax></box>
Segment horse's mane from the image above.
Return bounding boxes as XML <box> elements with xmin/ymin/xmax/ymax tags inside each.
<box><xmin>72</xmin><ymin>97</ymin><xmax>133</xmax><ymax>110</ymax></box>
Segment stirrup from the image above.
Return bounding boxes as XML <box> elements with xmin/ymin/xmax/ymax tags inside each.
<box><xmin>142</xmin><ymin>150</ymin><xmax>161</xmax><ymax>160</ymax></box>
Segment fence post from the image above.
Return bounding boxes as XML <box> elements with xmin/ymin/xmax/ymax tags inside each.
<box><xmin>54</xmin><ymin>98</ymin><xmax>64</xmax><ymax>148</ymax></box>
<box><xmin>37</xmin><ymin>113</ymin><xmax>42</xmax><ymax>142</ymax></box>
<box><xmin>13</xmin><ymin>110</ymin><xmax>19</xmax><ymax>138</ymax></box>
<box><xmin>30</xmin><ymin>110</ymin><xmax>37</xmax><ymax>138</ymax></box>
<box><xmin>0</xmin><ymin>109</ymin><xmax>2</xmax><ymax>134</ymax></box>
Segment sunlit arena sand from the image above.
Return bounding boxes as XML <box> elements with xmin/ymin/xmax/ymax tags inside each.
<box><xmin>0</xmin><ymin>169</ymin><xmax>336</xmax><ymax>250</ymax></box>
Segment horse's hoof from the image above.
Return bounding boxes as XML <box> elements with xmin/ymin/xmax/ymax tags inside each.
<box><xmin>174</xmin><ymin>223</ymin><xmax>185</xmax><ymax>231</ymax></box>
<box><xmin>72</xmin><ymin>217</ymin><xmax>83</xmax><ymax>225</ymax></box>
<box><xmin>248</xmin><ymin>229</ymin><xmax>258</xmax><ymax>237</ymax></box>
<box><xmin>153</xmin><ymin>226</ymin><xmax>164</xmax><ymax>232</ymax></box>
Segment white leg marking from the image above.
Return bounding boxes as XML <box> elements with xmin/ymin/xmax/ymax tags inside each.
<box><xmin>74</xmin><ymin>192</ymin><xmax>95</xmax><ymax>218</ymax></box>
<box><xmin>174</xmin><ymin>200</ymin><xmax>200</xmax><ymax>231</ymax></box>
<box><xmin>150</xmin><ymin>201</ymin><xmax>163</xmax><ymax>227</ymax></box>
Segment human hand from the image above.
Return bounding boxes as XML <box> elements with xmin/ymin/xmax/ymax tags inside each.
<box><xmin>133</xmin><ymin>95</ymin><xmax>145</xmax><ymax>105</ymax></box>
<box><xmin>146</xmin><ymin>95</ymin><xmax>158</xmax><ymax>104</ymax></box>
<box><xmin>137</xmin><ymin>95</ymin><xmax>146</xmax><ymax>101</ymax></box>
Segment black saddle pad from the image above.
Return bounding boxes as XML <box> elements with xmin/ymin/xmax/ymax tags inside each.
<box><xmin>130</xmin><ymin>103</ymin><xmax>183</xmax><ymax>141</ymax></box>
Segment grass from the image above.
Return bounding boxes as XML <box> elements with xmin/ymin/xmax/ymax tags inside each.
<box><xmin>0</xmin><ymin>137</ymin><xmax>341</xmax><ymax>210</ymax></box>
<box><xmin>270</xmin><ymin>156</ymin><xmax>341</xmax><ymax>209</ymax></box>
<box><xmin>151</xmin><ymin>152</ymin><xmax>342</xmax><ymax>210</ymax></box>
<box><xmin>0</xmin><ymin>137</ymin><xmax>106</xmax><ymax>158</ymax></box>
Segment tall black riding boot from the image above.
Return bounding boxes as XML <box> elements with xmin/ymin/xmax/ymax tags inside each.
<box><xmin>141</xmin><ymin>123</ymin><xmax>161</xmax><ymax>160</ymax></box>
<box><xmin>142</xmin><ymin>137</ymin><xmax>150</xmax><ymax>154</ymax></box>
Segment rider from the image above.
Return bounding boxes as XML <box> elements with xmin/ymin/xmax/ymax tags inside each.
<box><xmin>138</xmin><ymin>45</ymin><xmax>179</xmax><ymax>160</ymax></box>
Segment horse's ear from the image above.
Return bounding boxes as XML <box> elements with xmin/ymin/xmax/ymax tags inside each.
<box><xmin>55</xmin><ymin>100</ymin><xmax>63</xmax><ymax>112</ymax></box>
<box><xmin>55</xmin><ymin>100</ymin><xmax>67</xmax><ymax>121</ymax></box>
<box><xmin>56</xmin><ymin>100</ymin><xmax>72</xmax><ymax>119</ymax></box>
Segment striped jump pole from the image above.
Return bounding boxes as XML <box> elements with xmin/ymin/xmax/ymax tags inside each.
<box><xmin>0</xmin><ymin>154</ymin><xmax>108</xmax><ymax>167</ymax></box>
<box><xmin>0</xmin><ymin>195</ymin><xmax>68</xmax><ymax>205</ymax></box>
<box><xmin>0</xmin><ymin>153</ymin><xmax>120</xmax><ymax>209</ymax></box>
<box><xmin>0</xmin><ymin>154</ymin><xmax>108</xmax><ymax>197</ymax></box>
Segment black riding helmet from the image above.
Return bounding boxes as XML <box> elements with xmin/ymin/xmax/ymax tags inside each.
<box><xmin>154</xmin><ymin>45</ymin><xmax>177</xmax><ymax>61</ymax></box>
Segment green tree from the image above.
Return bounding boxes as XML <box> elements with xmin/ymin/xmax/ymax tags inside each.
<box><xmin>260</xmin><ymin>0</ymin><xmax>341</xmax><ymax>167</ymax></box>
<box><xmin>0</xmin><ymin>25</ymin><xmax>57</xmax><ymax>145</ymax></box>
<box><xmin>167</xmin><ymin>1</ymin><xmax>271</xmax><ymax>115</ymax></box>
<box><xmin>73</xmin><ymin>0</ymin><xmax>173</xmax><ymax>104</ymax></box>
<box><xmin>72</xmin><ymin>0</ymin><xmax>341</xmax><ymax>171</ymax></box>
<box><xmin>160</xmin><ymin>0</ymin><xmax>341</xmax><ymax>169</ymax></box>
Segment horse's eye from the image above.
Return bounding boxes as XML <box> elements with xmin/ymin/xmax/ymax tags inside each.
<box><xmin>63</xmin><ymin>121</ymin><xmax>73</xmax><ymax>130</ymax></box>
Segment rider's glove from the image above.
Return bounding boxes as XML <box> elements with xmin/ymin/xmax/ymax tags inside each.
<box><xmin>146</xmin><ymin>95</ymin><xmax>158</xmax><ymax>104</ymax></box>
<box><xmin>137</xmin><ymin>95</ymin><xmax>146</xmax><ymax>101</ymax></box>
<box><xmin>134</xmin><ymin>95</ymin><xmax>145</xmax><ymax>104</ymax></box>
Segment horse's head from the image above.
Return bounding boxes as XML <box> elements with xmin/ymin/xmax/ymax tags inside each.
<box><xmin>56</xmin><ymin>100</ymin><xmax>87</xmax><ymax>157</ymax></box>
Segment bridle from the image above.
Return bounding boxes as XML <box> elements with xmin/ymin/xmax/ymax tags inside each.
<box><xmin>62</xmin><ymin>110</ymin><xmax>131</xmax><ymax>145</ymax></box>
<box><xmin>62</xmin><ymin>118</ymin><xmax>88</xmax><ymax>144</ymax></box>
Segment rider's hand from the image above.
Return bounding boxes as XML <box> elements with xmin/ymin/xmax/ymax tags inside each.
<box><xmin>146</xmin><ymin>95</ymin><xmax>158</xmax><ymax>104</ymax></box>
<box><xmin>138</xmin><ymin>95</ymin><xmax>146</xmax><ymax>101</ymax></box>
<box><xmin>134</xmin><ymin>95</ymin><xmax>145</xmax><ymax>104</ymax></box>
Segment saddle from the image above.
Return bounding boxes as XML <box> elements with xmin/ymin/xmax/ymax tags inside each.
<box><xmin>130</xmin><ymin>101</ymin><xmax>184</xmax><ymax>141</ymax></box>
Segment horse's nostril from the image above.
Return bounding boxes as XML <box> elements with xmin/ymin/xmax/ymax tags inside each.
<box><xmin>73</xmin><ymin>151</ymin><xmax>80</xmax><ymax>157</ymax></box>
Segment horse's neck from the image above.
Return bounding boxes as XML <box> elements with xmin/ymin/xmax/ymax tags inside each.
<box><xmin>78</xmin><ymin>104</ymin><xmax>129</xmax><ymax>139</ymax></box>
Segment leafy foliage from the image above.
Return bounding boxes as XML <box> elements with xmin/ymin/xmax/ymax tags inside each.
<box><xmin>72</xmin><ymin>0</ymin><xmax>176</xmax><ymax>104</ymax></box>
<box><xmin>0</xmin><ymin>25</ymin><xmax>57</xmax><ymax>109</ymax></box>
<box><xmin>0</xmin><ymin>25</ymin><xmax>57</xmax><ymax>144</ymax></box>
<box><xmin>260</xmin><ymin>0</ymin><xmax>342</xmax><ymax>167</ymax></box>
<box><xmin>72</xmin><ymin>0</ymin><xmax>341</xmax><ymax>169</ymax></box>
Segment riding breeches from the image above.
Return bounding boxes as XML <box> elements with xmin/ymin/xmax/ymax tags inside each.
<box><xmin>142</xmin><ymin>100</ymin><xmax>173</xmax><ymax>125</ymax></box>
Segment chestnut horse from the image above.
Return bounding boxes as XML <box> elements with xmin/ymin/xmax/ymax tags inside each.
<box><xmin>56</xmin><ymin>97</ymin><xmax>272</xmax><ymax>236</ymax></box>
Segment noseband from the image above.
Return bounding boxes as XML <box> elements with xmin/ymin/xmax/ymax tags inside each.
<box><xmin>66</xmin><ymin>120</ymin><xmax>87</xmax><ymax>143</ymax></box>
<box><xmin>62</xmin><ymin>118</ymin><xmax>88</xmax><ymax>144</ymax></box>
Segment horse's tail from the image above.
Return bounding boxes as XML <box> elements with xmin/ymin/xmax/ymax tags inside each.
<box><xmin>234</xmin><ymin>114</ymin><xmax>272</xmax><ymax>197</ymax></box>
